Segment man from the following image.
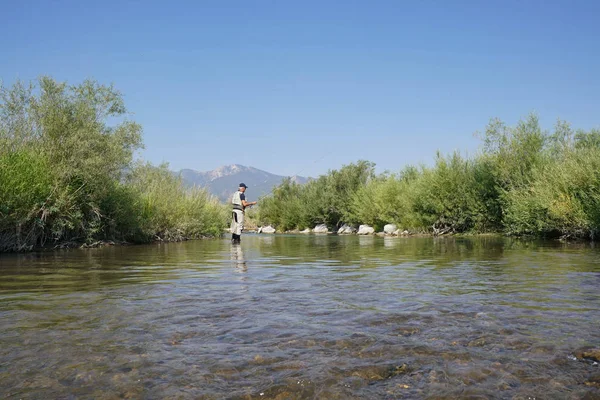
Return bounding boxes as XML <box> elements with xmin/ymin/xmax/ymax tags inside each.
<box><xmin>231</xmin><ymin>183</ymin><xmax>257</xmax><ymax>244</ymax></box>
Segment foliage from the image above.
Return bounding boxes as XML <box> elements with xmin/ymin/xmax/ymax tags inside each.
<box><xmin>405</xmin><ymin>153</ymin><xmax>485</xmax><ymax>233</ymax></box>
<box><xmin>258</xmin><ymin>161</ymin><xmax>375</xmax><ymax>230</ymax></box>
<box><xmin>0</xmin><ymin>77</ymin><xmax>227</xmax><ymax>251</ymax></box>
<box><xmin>125</xmin><ymin>162</ymin><xmax>229</xmax><ymax>241</ymax></box>
<box><xmin>3</xmin><ymin>76</ymin><xmax>599</xmax><ymax>247</ymax></box>
<box><xmin>478</xmin><ymin>114</ymin><xmax>546</xmax><ymax>191</ymax></box>
<box><xmin>348</xmin><ymin>167</ymin><xmax>417</xmax><ymax>231</ymax></box>
<box><xmin>503</xmin><ymin>146</ymin><xmax>600</xmax><ymax>239</ymax></box>
<box><xmin>260</xmin><ymin>114</ymin><xmax>600</xmax><ymax>239</ymax></box>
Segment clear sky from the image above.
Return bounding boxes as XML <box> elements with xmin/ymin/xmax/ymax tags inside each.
<box><xmin>2</xmin><ymin>0</ymin><xmax>599</xmax><ymax>177</ymax></box>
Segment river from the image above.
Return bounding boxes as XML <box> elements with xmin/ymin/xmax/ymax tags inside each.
<box><xmin>1</xmin><ymin>234</ymin><xmax>599</xmax><ymax>399</ymax></box>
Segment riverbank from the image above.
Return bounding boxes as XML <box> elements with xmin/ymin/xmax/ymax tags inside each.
<box><xmin>257</xmin><ymin>116</ymin><xmax>600</xmax><ymax>241</ymax></box>
<box><xmin>4</xmin><ymin>233</ymin><xmax>225</xmax><ymax>254</ymax></box>
<box><xmin>3</xmin><ymin>79</ymin><xmax>600</xmax><ymax>252</ymax></box>
<box><xmin>0</xmin><ymin>77</ymin><xmax>228</xmax><ymax>253</ymax></box>
<box><xmin>252</xmin><ymin>224</ymin><xmax>589</xmax><ymax>242</ymax></box>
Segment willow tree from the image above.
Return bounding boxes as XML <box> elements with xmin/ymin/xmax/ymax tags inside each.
<box><xmin>0</xmin><ymin>77</ymin><xmax>142</xmax><ymax>250</ymax></box>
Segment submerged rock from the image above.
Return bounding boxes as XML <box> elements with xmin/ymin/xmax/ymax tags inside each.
<box><xmin>468</xmin><ymin>337</ymin><xmax>487</xmax><ymax>347</ymax></box>
<box><xmin>313</xmin><ymin>224</ymin><xmax>328</xmax><ymax>233</ymax></box>
<box><xmin>357</xmin><ymin>225</ymin><xmax>375</xmax><ymax>235</ymax></box>
<box><xmin>348</xmin><ymin>363</ymin><xmax>409</xmax><ymax>381</ymax></box>
<box><xmin>574</xmin><ymin>348</ymin><xmax>600</xmax><ymax>363</ymax></box>
<box><xmin>585</xmin><ymin>372</ymin><xmax>600</xmax><ymax>387</ymax></box>
<box><xmin>397</xmin><ymin>327</ymin><xmax>420</xmax><ymax>337</ymax></box>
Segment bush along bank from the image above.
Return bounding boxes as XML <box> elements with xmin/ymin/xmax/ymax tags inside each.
<box><xmin>258</xmin><ymin>115</ymin><xmax>600</xmax><ymax>240</ymax></box>
<box><xmin>0</xmin><ymin>77</ymin><xmax>228</xmax><ymax>252</ymax></box>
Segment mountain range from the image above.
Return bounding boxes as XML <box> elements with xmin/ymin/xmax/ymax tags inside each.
<box><xmin>177</xmin><ymin>164</ymin><xmax>310</xmax><ymax>202</ymax></box>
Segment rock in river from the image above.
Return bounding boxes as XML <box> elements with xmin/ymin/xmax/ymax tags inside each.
<box><xmin>383</xmin><ymin>224</ymin><xmax>397</xmax><ymax>234</ymax></box>
<box><xmin>574</xmin><ymin>347</ymin><xmax>600</xmax><ymax>363</ymax></box>
<box><xmin>259</xmin><ymin>225</ymin><xmax>276</xmax><ymax>234</ymax></box>
<box><xmin>313</xmin><ymin>224</ymin><xmax>328</xmax><ymax>233</ymax></box>
<box><xmin>585</xmin><ymin>372</ymin><xmax>600</xmax><ymax>387</ymax></box>
<box><xmin>357</xmin><ymin>225</ymin><xmax>375</xmax><ymax>235</ymax></box>
<box><xmin>337</xmin><ymin>224</ymin><xmax>356</xmax><ymax>234</ymax></box>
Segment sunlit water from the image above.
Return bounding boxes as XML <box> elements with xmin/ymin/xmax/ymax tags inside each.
<box><xmin>1</xmin><ymin>235</ymin><xmax>599</xmax><ymax>399</ymax></box>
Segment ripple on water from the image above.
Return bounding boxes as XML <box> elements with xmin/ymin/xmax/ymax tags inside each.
<box><xmin>1</xmin><ymin>235</ymin><xmax>600</xmax><ymax>398</ymax></box>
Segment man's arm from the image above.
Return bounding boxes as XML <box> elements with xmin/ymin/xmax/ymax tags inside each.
<box><xmin>242</xmin><ymin>199</ymin><xmax>257</xmax><ymax>208</ymax></box>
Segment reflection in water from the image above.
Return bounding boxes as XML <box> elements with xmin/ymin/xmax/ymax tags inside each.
<box><xmin>358</xmin><ymin>235</ymin><xmax>375</xmax><ymax>247</ymax></box>
<box><xmin>383</xmin><ymin>236</ymin><xmax>397</xmax><ymax>248</ymax></box>
<box><xmin>230</xmin><ymin>243</ymin><xmax>247</xmax><ymax>272</ymax></box>
<box><xmin>1</xmin><ymin>235</ymin><xmax>599</xmax><ymax>399</ymax></box>
<box><xmin>259</xmin><ymin>235</ymin><xmax>274</xmax><ymax>246</ymax></box>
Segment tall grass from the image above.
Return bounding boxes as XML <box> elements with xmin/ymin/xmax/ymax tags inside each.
<box><xmin>125</xmin><ymin>162</ymin><xmax>228</xmax><ymax>241</ymax></box>
<box><xmin>0</xmin><ymin>77</ymin><xmax>227</xmax><ymax>252</ymax></box>
<box><xmin>504</xmin><ymin>146</ymin><xmax>600</xmax><ymax>239</ymax></box>
<box><xmin>258</xmin><ymin>161</ymin><xmax>374</xmax><ymax>231</ymax></box>
<box><xmin>259</xmin><ymin>114</ymin><xmax>600</xmax><ymax>239</ymax></box>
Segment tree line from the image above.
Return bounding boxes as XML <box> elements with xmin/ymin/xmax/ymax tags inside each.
<box><xmin>0</xmin><ymin>77</ymin><xmax>228</xmax><ymax>252</ymax></box>
<box><xmin>258</xmin><ymin>115</ymin><xmax>600</xmax><ymax>240</ymax></box>
<box><xmin>3</xmin><ymin>77</ymin><xmax>598</xmax><ymax>252</ymax></box>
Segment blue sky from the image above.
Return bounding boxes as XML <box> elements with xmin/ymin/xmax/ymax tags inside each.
<box><xmin>2</xmin><ymin>0</ymin><xmax>599</xmax><ymax>177</ymax></box>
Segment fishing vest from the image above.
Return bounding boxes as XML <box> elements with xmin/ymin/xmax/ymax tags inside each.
<box><xmin>232</xmin><ymin>191</ymin><xmax>244</xmax><ymax>211</ymax></box>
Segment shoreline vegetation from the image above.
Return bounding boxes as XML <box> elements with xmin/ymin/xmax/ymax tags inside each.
<box><xmin>257</xmin><ymin>117</ymin><xmax>600</xmax><ymax>242</ymax></box>
<box><xmin>1</xmin><ymin>77</ymin><xmax>228</xmax><ymax>252</ymax></box>
<box><xmin>2</xmin><ymin>77</ymin><xmax>599</xmax><ymax>252</ymax></box>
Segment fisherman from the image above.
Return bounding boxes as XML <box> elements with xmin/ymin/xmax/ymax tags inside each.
<box><xmin>231</xmin><ymin>183</ymin><xmax>256</xmax><ymax>244</ymax></box>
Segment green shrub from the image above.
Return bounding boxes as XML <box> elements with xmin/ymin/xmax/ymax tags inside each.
<box><xmin>263</xmin><ymin>114</ymin><xmax>600</xmax><ymax>239</ymax></box>
<box><xmin>0</xmin><ymin>77</ymin><xmax>229</xmax><ymax>251</ymax></box>
<box><xmin>258</xmin><ymin>161</ymin><xmax>375</xmax><ymax>231</ymax></box>
<box><xmin>504</xmin><ymin>147</ymin><xmax>600</xmax><ymax>238</ymax></box>
<box><xmin>126</xmin><ymin>162</ymin><xmax>228</xmax><ymax>241</ymax></box>
<box><xmin>348</xmin><ymin>167</ymin><xmax>418</xmax><ymax>231</ymax></box>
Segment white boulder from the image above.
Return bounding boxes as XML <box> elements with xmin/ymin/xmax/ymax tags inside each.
<box><xmin>260</xmin><ymin>225</ymin><xmax>276</xmax><ymax>234</ymax></box>
<box><xmin>383</xmin><ymin>224</ymin><xmax>397</xmax><ymax>234</ymax></box>
<box><xmin>337</xmin><ymin>224</ymin><xmax>356</xmax><ymax>234</ymax></box>
<box><xmin>357</xmin><ymin>225</ymin><xmax>375</xmax><ymax>235</ymax></box>
<box><xmin>300</xmin><ymin>228</ymin><xmax>311</xmax><ymax>234</ymax></box>
<box><xmin>313</xmin><ymin>224</ymin><xmax>329</xmax><ymax>233</ymax></box>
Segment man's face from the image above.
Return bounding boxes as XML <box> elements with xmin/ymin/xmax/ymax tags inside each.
<box><xmin>239</xmin><ymin>186</ymin><xmax>246</xmax><ymax>193</ymax></box>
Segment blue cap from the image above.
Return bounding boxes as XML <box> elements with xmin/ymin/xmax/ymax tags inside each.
<box><xmin>239</xmin><ymin>183</ymin><xmax>248</xmax><ymax>188</ymax></box>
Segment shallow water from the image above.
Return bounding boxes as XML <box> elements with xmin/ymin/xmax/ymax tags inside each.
<box><xmin>1</xmin><ymin>235</ymin><xmax>599</xmax><ymax>399</ymax></box>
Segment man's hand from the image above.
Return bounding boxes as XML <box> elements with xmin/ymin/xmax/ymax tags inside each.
<box><xmin>242</xmin><ymin>200</ymin><xmax>257</xmax><ymax>208</ymax></box>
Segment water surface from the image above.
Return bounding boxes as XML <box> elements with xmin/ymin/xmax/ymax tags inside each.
<box><xmin>1</xmin><ymin>235</ymin><xmax>599</xmax><ymax>399</ymax></box>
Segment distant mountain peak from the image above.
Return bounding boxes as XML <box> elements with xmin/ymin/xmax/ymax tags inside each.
<box><xmin>208</xmin><ymin>164</ymin><xmax>249</xmax><ymax>181</ymax></box>
<box><xmin>178</xmin><ymin>164</ymin><xmax>309</xmax><ymax>202</ymax></box>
